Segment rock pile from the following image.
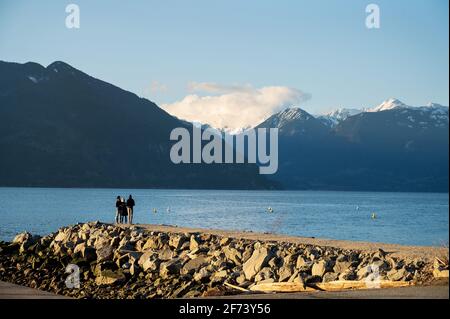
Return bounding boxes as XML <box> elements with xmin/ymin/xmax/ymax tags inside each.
<box><xmin>0</xmin><ymin>222</ymin><xmax>441</xmax><ymax>298</ymax></box>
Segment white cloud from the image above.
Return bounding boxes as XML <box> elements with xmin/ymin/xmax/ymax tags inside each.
<box><xmin>162</xmin><ymin>82</ymin><xmax>311</xmax><ymax>132</ymax></box>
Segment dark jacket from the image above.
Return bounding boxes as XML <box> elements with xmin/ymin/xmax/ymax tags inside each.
<box><xmin>126</xmin><ymin>198</ymin><xmax>135</xmax><ymax>208</ymax></box>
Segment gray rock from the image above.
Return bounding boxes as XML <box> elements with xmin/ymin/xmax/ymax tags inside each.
<box><xmin>160</xmin><ymin>259</ymin><xmax>182</xmax><ymax>278</ymax></box>
<box><xmin>193</xmin><ymin>267</ymin><xmax>211</xmax><ymax>282</ymax></box>
<box><xmin>222</xmin><ymin>246</ymin><xmax>242</xmax><ymax>265</ymax></box>
<box><xmin>387</xmin><ymin>267</ymin><xmax>408</xmax><ymax>281</ymax></box>
<box><xmin>243</xmin><ymin>246</ymin><xmax>274</xmax><ymax>280</ymax></box>
<box><xmin>254</xmin><ymin>267</ymin><xmax>275</xmax><ymax>282</ymax></box>
<box><xmin>169</xmin><ymin>235</ymin><xmax>187</xmax><ymax>250</ymax></box>
<box><xmin>189</xmin><ymin>236</ymin><xmax>200</xmax><ymax>251</ymax></box>
<box><xmin>278</xmin><ymin>265</ymin><xmax>294</xmax><ymax>282</ymax></box>
<box><xmin>339</xmin><ymin>270</ymin><xmax>357</xmax><ymax>281</ymax></box>
<box><xmin>96</xmin><ymin>245</ymin><xmax>114</xmax><ymax>263</ymax></box>
<box><xmin>312</xmin><ymin>260</ymin><xmax>331</xmax><ymax>277</ymax></box>
<box><xmin>322</xmin><ymin>272</ymin><xmax>339</xmax><ymax>283</ymax></box>
<box><xmin>159</xmin><ymin>247</ymin><xmax>175</xmax><ymax>261</ymax></box>
<box><xmin>74</xmin><ymin>243</ymin><xmax>97</xmax><ymax>262</ymax></box>
<box><xmin>95</xmin><ymin>270</ymin><xmax>126</xmax><ymax>286</ymax></box>
<box><xmin>333</xmin><ymin>260</ymin><xmax>353</xmax><ymax>274</ymax></box>
<box><xmin>181</xmin><ymin>256</ymin><xmax>209</xmax><ymax>275</ymax></box>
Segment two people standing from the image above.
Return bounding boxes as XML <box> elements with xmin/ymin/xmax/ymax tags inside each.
<box><xmin>115</xmin><ymin>195</ymin><xmax>135</xmax><ymax>224</ymax></box>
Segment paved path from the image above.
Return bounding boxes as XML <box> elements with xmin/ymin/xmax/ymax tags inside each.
<box><xmin>0</xmin><ymin>281</ymin><xmax>70</xmax><ymax>299</ymax></box>
<box><xmin>1</xmin><ymin>280</ymin><xmax>447</xmax><ymax>299</ymax></box>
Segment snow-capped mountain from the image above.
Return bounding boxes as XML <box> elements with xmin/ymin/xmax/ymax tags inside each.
<box><xmin>256</xmin><ymin>107</ymin><xmax>329</xmax><ymax>137</ymax></box>
<box><xmin>318</xmin><ymin>108</ymin><xmax>362</xmax><ymax>127</ymax></box>
<box><xmin>367</xmin><ymin>98</ymin><xmax>406</xmax><ymax>112</ymax></box>
<box><xmin>264</xmin><ymin>108</ymin><xmax>314</xmax><ymax>128</ymax></box>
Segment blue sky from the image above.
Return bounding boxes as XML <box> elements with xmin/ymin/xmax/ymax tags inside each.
<box><xmin>0</xmin><ymin>0</ymin><xmax>448</xmax><ymax>126</ymax></box>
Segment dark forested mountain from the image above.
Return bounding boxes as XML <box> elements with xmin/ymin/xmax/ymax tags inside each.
<box><xmin>1</xmin><ymin>60</ymin><xmax>447</xmax><ymax>192</ymax></box>
<box><xmin>256</xmin><ymin>103</ymin><xmax>449</xmax><ymax>192</ymax></box>
<box><xmin>0</xmin><ymin>60</ymin><xmax>274</xmax><ymax>189</ymax></box>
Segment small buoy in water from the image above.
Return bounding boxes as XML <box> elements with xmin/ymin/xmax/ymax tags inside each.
<box><xmin>371</xmin><ymin>212</ymin><xmax>376</xmax><ymax>219</ymax></box>
<box><xmin>267</xmin><ymin>207</ymin><xmax>274</xmax><ymax>213</ymax></box>
<box><xmin>166</xmin><ymin>207</ymin><xmax>171</xmax><ymax>213</ymax></box>
<box><xmin>356</xmin><ymin>205</ymin><xmax>359</xmax><ymax>210</ymax></box>
<box><xmin>153</xmin><ymin>208</ymin><xmax>157</xmax><ymax>214</ymax></box>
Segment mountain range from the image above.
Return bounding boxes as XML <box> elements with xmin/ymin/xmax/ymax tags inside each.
<box><xmin>0</xmin><ymin>60</ymin><xmax>274</xmax><ymax>189</ymax></box>
<box><xmin>0</xmin><ymin>60</ymin><xmax>448</xmax><ymax>192</ymax></box>
<box><xmin>256</xmin><ymin>100</ymin><xmax>448</xmax><ymax>192</ymax></box>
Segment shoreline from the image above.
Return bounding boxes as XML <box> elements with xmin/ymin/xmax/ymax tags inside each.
<box><xmin>1</xmin><ymin>221</ymin><xmax>448</xmax><ymax>299</ymax></box>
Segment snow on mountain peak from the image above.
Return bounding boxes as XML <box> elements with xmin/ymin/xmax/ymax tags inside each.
<box><xmin>267</xmin><ymin>107</ymin><xmax>312</xmax><ymax>128</ymax></box>
<box><xmin>317</xmin><ymin>108</ymin><xmax>361</xmax><ymax>127</ymax></box>
<box><xmin>368</xmin><ymin>98</ymin><xmax>406</xmax><ymax>112</ymax></box>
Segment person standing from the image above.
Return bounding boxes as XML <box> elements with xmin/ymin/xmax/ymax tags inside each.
<box><xmin>115</xmin><ymin>196</ymin><xmax>121</xmax><ymax>224</ymax></box>
<box><xmin>126</xmin><ymin>195</ymin><xmax>135</xmax><ymax>224</ymax></box>
<box><xmin>120</xmin><ymin>197</ymin><xmax>128</xmax><ymax>224</ymax></box>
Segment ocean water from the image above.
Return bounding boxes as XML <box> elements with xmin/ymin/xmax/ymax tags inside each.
<box><xmin>0</xmin><ymin>187</ymin><xmax>447</xmax><ymax>246</ymax></box>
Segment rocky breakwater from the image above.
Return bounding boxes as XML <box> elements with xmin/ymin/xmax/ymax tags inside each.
<box><xmin>0</xmin><ymin>222</ymin><xmax>445</xmax><ymax>298</ymax></box>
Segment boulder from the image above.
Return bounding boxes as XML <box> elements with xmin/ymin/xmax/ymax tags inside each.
<box><xmin>159</xmin><ymin>247</ymin><xmax>175</xmax><ymax>261</ymax></box>
<box><xmin>13</xmin><ymin>232</ymin><xmax>33</xmax><ymax>245</ymax></box>
<box><xmin>296</xmin><ymin>256</ymin><xmax>312</xmax><ymax>271</ymax></box>
<box><xmin>387</xmin><ymin>267</ymin><xmax>409</xmax><ymax>281</ymax></box>
<box><xmin>322</xmin><ymin>272</ymin><xmax>339</xmax><ymax>283</ymax></box>
<box><xmin>95</xmin><ymin>270</ymin><xmax>126</xmax><ymax>286</ymax></box>
<box><xmin>339</xmin><ymin>270</ymin><xmax>357</xmax><ymax>281</ymax></box>
<box><xmin>94</xmin><ymin>236</ymin><xmax>110</xmax><ymax>250</ymax></box>
<box><xmin>96</xmin><ymin>246</ymin><xmax>114</xmax><ymax>263</ymax></box>
<box><xmin>181</xmin><ymin>256</ymin><xmax>208</xmax><ymax>275</ymax></box>
<box><xmin>243</xmin><ymin>246</ymin><xmax>274</xmax><ymax>280</ymax></box>
<box><xmin>222</xmin><ymin>246</ymin><xmax>242</xmax><ymax>265</ymax></box>
<box><xmin>189</xmin><ymin>236</ymin><xmax>200</xmax><ymax>251</ymax></box>
<box><xmin>54</xmin><ymin>230</ymin><xmax>71</xmax><ymax>243</ymax></box>
<box><xmin>312</xmin><ymin>260</ymin><xmax>331</xmax><ymax>277</ymax></box>
<box><xmin>94</xmin><ymin>261</ymin><xmax>118</xmax><ymax>277</ymax></box>
<box><xmin>138</xmin><ymin>251</ymin><xmax>158</xmax><ymax>267</ymax></box>
<box><xmin>278</xmin><ymin>265</ymin><xmax>294</xmax><ymax>282</ymax></box>
<box><xmin>255</xmin><ymin>267</ymin><xmax>275</xmax><ymax>282</ymax></box>
<box><xmin>169</xmin><ymin>235</ymin><xmax>187</xmax><ymax>250</ymax></box>
<box><xmin>211</xmin><ymin>270</ymin><xmax>228</xmax><ymax>283</ymax></box>
<box><xmin>193</xmin><ymin>267</ymin><xmax>211</xmax><ymax>282</ymax></box>
<box><xmin>143</xmin><ymin>258</ymin><xmax>161</xmax><ymax>272</ymax></box>
<box><xmin>220</xmin><ymin>237</ymin><xmax>231</xmax><ymax>246</ymax></box>
<box><xmin>333</xmin><ymin>260</ymin><xmax>353</xmax><ymax>274</ymax></box>
<box><xmin>160</xmin><ymin>259</ymin><xmax>182</xmax><ymax>278</ymax></box>
<box><xmin>74</xmin><ymin>243</ymin><xmax>97</xmax><ymax>262</ymax></box>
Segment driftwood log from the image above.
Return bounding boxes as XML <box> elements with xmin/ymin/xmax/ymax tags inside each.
<box><xmin>248</xmin><ymin>280</ymin><xmax>413</xmax><ymax>293</ymax></box>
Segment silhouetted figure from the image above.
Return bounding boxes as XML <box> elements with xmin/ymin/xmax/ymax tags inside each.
<box><xmin>115</xmin><ymin>196</ymin><xmax>121</xmax><ymax>223</ymax></box>
<box><xmin>120</xmin><ymin>197</ymin><xmax>128</xmax><ymax>223</ymax></box>
<box><xmin>127</xmin><ymin>195</ymin><xmax>135</xmax><ymax>224</ymax></box>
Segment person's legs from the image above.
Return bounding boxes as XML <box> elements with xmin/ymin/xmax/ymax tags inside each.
<box><xmin>115</xmin><ymin>208</ymin><xmax>119</xmax><ymax>224</ymax></box>
<box><xmin>128</xmin><ymin>207</ymin><xmax>133</xmax><ymax>224</ymax></box>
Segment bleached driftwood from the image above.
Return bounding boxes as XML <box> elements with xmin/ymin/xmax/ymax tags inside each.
<box><xmin>248</xmin><ymin>280</ymin><xmax>413</xmax><ymax>293</ymax></box>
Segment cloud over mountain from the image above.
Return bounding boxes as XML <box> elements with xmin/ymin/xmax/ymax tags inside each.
<box><xmin>161</xmin><ymin>83</ymin><xmax>311</xmax><ymax>132</ymax></box>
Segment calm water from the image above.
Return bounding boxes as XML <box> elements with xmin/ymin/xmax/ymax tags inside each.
<box><xmin>0</xmin><ymin>187</ymin><xmax>448</xmax><ymax>246</ymax></box>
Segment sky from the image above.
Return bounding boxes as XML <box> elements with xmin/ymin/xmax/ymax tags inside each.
<box><xmin>0</xmin><ymin>0</ymin><xmax>448</xmax><ymax>130</ymax></box>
